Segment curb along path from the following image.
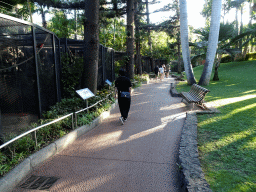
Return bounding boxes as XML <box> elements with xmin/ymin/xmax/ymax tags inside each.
<box><xmin>10</xmin><ymin>78</ymin><xmax>188</xmax><ymax>192</ymax></box>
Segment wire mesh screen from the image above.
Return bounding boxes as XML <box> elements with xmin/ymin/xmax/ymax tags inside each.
<box><xmin>105</xmin><ymin>47</ymin><xmax>114</xmax><ymax>83</ymax></box>
<box><xmin>97</xmin><ymin>45</ymin><xmax>103</xmax><ymax>89</ymax></box>
<box><xmin>0</xmin><ymin>17</ymin><xmax>38</xmax><ymax>136</ymax></box>
<box><xmin>60</xmin><ymin>38</ymin><xmax>116</xmax><ymax>89</ymax></box>
<box><xmin>35</xmin><ymin>27</ymin><xmax>57</xmax><ymax>113</ymax></box>
<box><xmin>0</xmin><ymin>14</ymin><xmax>61</xmax><ymax>138</ymax></box>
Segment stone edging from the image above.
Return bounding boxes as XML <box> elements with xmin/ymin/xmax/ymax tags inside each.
<box><xmin>178</xmin><ymin>112</ymin><xmax>212</xmax><ymax>192</ymax></box>
<box><xmin>0</xmin><ymin>100</ymin><xmax>119</xmax><ymax>192</ymax></box>
<box><xmin>0</xmin><ymin>84</ymin><xmax>144</xmax><ymax>192</ymax></box>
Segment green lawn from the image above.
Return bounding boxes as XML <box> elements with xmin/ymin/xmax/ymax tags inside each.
<box><xmin>176</xmin><ymin>61</ymin><xmax>256</xmax><ymax>192</ymax></box>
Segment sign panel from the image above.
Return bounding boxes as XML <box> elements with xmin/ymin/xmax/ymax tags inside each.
<box><xmin>105</xmin><ymin>79</ymin><xmax>112</xmax><ymax>86</ymax></box>
<box><xmin>76</xmin><ymin>88</ymin><xmax>95</xmax><ymax>100</ymax></box>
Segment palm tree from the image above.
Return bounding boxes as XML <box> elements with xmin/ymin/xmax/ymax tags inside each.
<box><xmin>198</xmin><ymin>0</ymin><xmax>222</xmax><ymax>86</ymax></box>
<box><xmin>179</xmin><ymin>0</ymin><xmax>196</xmax><ymax>85</ymax></box>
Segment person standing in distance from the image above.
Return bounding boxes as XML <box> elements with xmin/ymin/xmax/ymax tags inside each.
<box><xmin>115</xmin><ymin>68</ymin><xmax>132</xmax><ymax>125</ymax></box>
<box><xmin>154</xmin><ymin>65</ymin><xmax>159</xmax><ymax>81</ymax></box>
<box><xmin>159</xmin><ymin>65</ymin><xmax>164</xmax><ymax>81</ymax></box>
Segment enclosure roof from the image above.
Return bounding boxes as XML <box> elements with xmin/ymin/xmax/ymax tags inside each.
<box><xmin>0</xmin><ymin>13</ymin><xmax>59</xmax><ymax>39</ymax></box>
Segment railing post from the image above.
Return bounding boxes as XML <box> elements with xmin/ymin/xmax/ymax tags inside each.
<box><xmin>32</xmin><ymin>131</ymin><xmax>37</xmax><ymax>147</ymax></box>
<box><xmin>72</xmin><ymin>113</ymin><xmax>75</xmax><ymax>130</ymax></box>
<box><xmin>75</xmin><ymin>113</ymin><xmax>77</xmax><ymax>129</ymax></box>
<box><xmin>85</xmin><ymin>99</ymin><xmax>88</xmax><ymax>113</ymax></box>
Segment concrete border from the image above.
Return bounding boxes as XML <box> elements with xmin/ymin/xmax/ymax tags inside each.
<box><xmin>0</xmin><ymin>83</ymin><xmax>154</xmax><ymax>192</ymax></box>
<box><xmin>0</xmin><ymin>100</ymin><xmax>118</xmax><ymax>192</ymax></box>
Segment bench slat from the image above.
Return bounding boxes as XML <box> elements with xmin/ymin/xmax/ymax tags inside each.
<box><xmin>180</xmin><ymin>84</ymin><xmax>210</xmax><ymax>105</ymax></box>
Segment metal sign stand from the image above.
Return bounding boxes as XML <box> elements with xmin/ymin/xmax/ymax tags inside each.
<box><xmin>74</xmin><ymin>88</ymin><xmax>95</xmax><ymax>129</ymax></box>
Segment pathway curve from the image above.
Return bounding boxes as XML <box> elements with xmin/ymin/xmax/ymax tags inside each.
<box><xmin>13</xmin><ymin>78</ymin><xmax>188</xmax><ymax>192</ymax></box>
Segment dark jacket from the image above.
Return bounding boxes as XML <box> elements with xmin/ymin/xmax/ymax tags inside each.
<box><xmin>154</xmin><ymin>66</ymin><xmax>159</xmax><ymax>74</ymax></box>
<box><xmin>115</xmin><ymin>76</ymin><xmax>132</xmax><ymax>93</ymax></box>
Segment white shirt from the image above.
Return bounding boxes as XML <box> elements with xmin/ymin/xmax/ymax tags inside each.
<box><xmin>159</xmin><ymin>67</ymin><xmax>164</xmax><ymax>74</ymax></box>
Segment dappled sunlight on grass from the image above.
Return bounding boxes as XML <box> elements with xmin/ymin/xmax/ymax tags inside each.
<box><xmin>199</xmin><ymin>129</ymin><xmax>254</xmax><ymax>153</ymax></box>
<box><xmin>242</xmin><ymin>90</ymin><xmax>256</xmax><ymax>94</ymax></box>
<box><xmin>206</xmin><ymin>94</ymin><xmax>256</xmax><ymax>109</ymax></box>
<box><xmin>178</xmin><ymin>61</ymin><xmax>256</xmax><ymax>191</ymax></box>
<box><xmin>225</xmin><ymin>83</ymin><xmax>237</xmax><ymax>87</ymax></box>
<box><xmin>199</xmin><ymin>101</ymin><xmax>256</xmax><ymax>127</ymax></box>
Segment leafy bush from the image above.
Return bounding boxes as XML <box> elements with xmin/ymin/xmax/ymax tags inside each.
<box><xmin>245</xmin><ymin>52</ymin><xmax>256</xmax><ymax>61</ymax></box>
<box><xmin>61</xmin><ymin>53</ymin><xmax>84</xmax><ymax>98</ymax></box>
<box><xmin>0</xmin><ymin>86</ymin><xmax>115</xmax><ymax>178</ymax></box>
<box><xmin>220</xmin><ymin>55</ymin><xmax>232</xmax><ymax>63</ymax></box>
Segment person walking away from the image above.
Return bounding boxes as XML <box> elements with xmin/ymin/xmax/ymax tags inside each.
<box><xmin>159</xmin><ymin>65</ymin><xmax>164</xmax><ymax>81</ymax></box>
<box><xmin>165</xmin><ymin>64</ymin><xmax>170</xmax><ymax>78</ymax></box>
<box><xmin>162</xmin><ymin>64</ymin><xmax>166</xmax><ymax>79</ymax></box>
<box><xmin>154</xmin><ymin>65</ymin><xmax>159</xmax><ymax>80</ymax></box>
<box><xmin>115</xmin><ymin>69</ymin><xmax>132</xmax><ymax>125</ymax></box>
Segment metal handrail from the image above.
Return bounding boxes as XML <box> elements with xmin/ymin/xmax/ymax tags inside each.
<box><xmin>74</xmin><ymin>93</ymin><xmax>113</xmax><ymax>128</ymax></box>
<box><xmin>0</xmin><ymin>93</ymin><xmax>113</xmax><ymax>150</ymax></box>
<box><xmin>0</xmin><ymin>113</ymin><xmax>73</xmax><ymax>150</ymax></box>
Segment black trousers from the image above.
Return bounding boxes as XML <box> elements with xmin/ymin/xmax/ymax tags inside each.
<box><xmin>118</xmin><ymin>96</ymin><xmax>131</xmax><ymax>119</ymax></box>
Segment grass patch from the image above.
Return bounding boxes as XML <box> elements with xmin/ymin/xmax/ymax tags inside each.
<box><xmin>176</xmin><ymin>60</ymin><xmax>256</xmax><ymax>191</ymax></box>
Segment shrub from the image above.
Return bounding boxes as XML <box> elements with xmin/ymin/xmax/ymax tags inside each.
<box><xmin>1</xmin><ymin>86</ymin><xmax>115</xmax><ymax>178</ymax></box>
<box><xmin>61</xmin><ymin>53</ymin><xmax>84</xmax><ymax>98</ymax></box>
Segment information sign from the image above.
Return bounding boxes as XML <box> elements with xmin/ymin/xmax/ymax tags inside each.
<box><xmin>76</xmin><ymin>88</ymin><xmax>95</xmax><ymax>100</ymax></box>
<box><xmin>105</xmin><ymin>79</ymin><xmax>112</xmax><ymax>86</ymax></box>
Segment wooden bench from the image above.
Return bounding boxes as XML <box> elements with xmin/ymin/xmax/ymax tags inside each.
<box><xmin>180</xmin><ymin>84</ymin><xmax>210</xmax><ymax>108</ymax></box>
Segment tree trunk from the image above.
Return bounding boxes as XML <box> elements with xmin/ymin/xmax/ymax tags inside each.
<box><xmin>127</xmin><ymin>0</ymin><xmax>135</xmax><ymax>79</ymax></box>
<box><xmin>177</xmin><ymin>37</ymin><xmax>182</xmax><ymax>74</ymax></box>
<box><xmin>113</xmin><ymin>17</ymin><xmax>116</xmax><ymax>49</ymax></box>
<box><xmin>213</xmin><ymin>53</ymin><xmax>222</xmax><ymax>81</ymax></box>
<box><xmin>177</xmin><ymin>2</ymin><xmax>182</xmax><ymax>74</ymax></box>
<box><xmin>146</xmin><ymin>0</ymin><xmax>152</xmax><ymax>53</ymax></box>
<box><xmin>235</xmin><ymin>7</ymin><xmax>239</xmax><ymax>48</ymax></box>
<box><xmin>74</xmin><ymin>9</ymin><xmax>77</xmax><ymax>40</ymax></box>
<box><xmin>179</xmin><ymin>0</ymin><xmax>196</xmax><ymax>85</ymax></box>
<box><xmin>198</xmin><ymin>0</ymin><xmax>222</xmax><ymax>86</ymax></box>
<box><xmin>41</xmin><ymin>9</ymin><xmax>47</xmax><ymax>28</ymax></box>
<box><xmin>239</xmin><ymin>6</ymin><xmax>243</xmax><ymax>48</ymax></box>
<box><xmin>82</xmin><ymin>0</ymin><xmax>99</xmax><ymax>94</ymax></box>
<box><xmin>134</xmin><ymin>1</ymin><xmax>142</xmax><ymax>75</ymax></box>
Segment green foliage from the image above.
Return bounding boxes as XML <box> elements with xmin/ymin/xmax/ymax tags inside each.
<box><xmin>61</xmin><ymin>53</ymin><xmax>84</xmax><ymax>98</ymax></box>
<box><xmin>177</xmin><ymin>60</ymin><xmax>256</xmax><ymax>191</ymax></box>
<box><xmin>221</xmin><ymin>52</ymin><xmax>256</xmax><ymax>63</ymax></box>
<box><xmin>141</xmin><ymin>31</ymin><xmax>171</xmax><ymax>61</ymax></box>
<box><xmin>1</xmin><ymin>85</ymin><xmax>115</xmax><ymax>178</ymax></box>
<box><xmin>170</xmin><ymin>60</ymin><xmax>184</xmax><ymax>72</ymax></box>
<box><xmin>245</xmin><ymin>52</ymin><xmax>256</xmax><ymax>61</ymax></box>
<box><xmin>47</xmin><ymin>10</ymin><xmax>70</xmax><ymax>38</ymax></box>
<box><xmin>221</xmin><ymin>55</ymin><xmax>233</xmax><ymax>63</ymax></box>
<box><xmin>99</xmin><ymin>17</ymin><xmax>126</xmax><ymax>51</ymax></box>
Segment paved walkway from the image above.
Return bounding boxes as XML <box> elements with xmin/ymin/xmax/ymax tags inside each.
<box><xmin>13</xmin><ymin>77</ymin><xmax>189</xmax><ymax>192</ymax></box>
